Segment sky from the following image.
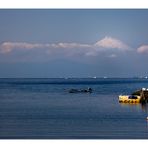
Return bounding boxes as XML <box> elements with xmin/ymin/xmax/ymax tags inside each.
<box><xmin>0</xmin><ymin>9</ymin><xmax>148</xmax><ymax>78</ymax></box>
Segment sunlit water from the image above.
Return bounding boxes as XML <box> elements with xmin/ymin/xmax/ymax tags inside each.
<box><xmin>0</xmin><ymin>78</ymin><xmax>148</xmax><ymax>139</ymax></box>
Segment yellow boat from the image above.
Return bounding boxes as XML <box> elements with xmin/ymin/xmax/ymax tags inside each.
<box><xmin>119</xmin><ymin>95</ymin><xmax>141</xmax><ymax>103</ymax></box>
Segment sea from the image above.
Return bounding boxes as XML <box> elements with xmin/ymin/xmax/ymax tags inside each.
<box><xmin>0</xmin><ymin>78</ymin><xmax>148</xmax><ymax>139</ymax></box>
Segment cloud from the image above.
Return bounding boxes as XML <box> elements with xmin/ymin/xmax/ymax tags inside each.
<box><xmin>0</xmin><ymin>41</ymin><xmax>91</xmax><ymax>53</ymax></box>
<box><xmin>137</xmin><ymin>45</ymin><xmax>148</xmax><ymax>53</ymax></box>
<box><xmin>51</xmin><ymin>43</ymin><xmax>91</xmax><ymax>49</ymax></box>
<box><xmin>0</xmin><ymin>36</ymin><xmax>131</xmax><ymax>58</ymax></box>
<box><xmin>0</xmin><ymin>42</ymin><xmax>46</xmax><ymax>53</ymax></box>
<box><xmin>94</xmin><ymin>36</ymin><xmax>130</xmax><ymax>51</ymax></box>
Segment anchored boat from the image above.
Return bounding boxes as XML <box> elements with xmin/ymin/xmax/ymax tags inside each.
<box><xmin>119</xmin><ymin>88</ymin><xmax>148</xmax><ymax>104</ymax></box>
<box><xmin>119</xmin><ymin>95</ymin><xmax>141</xmax><ymax>103</ymax></box>
<box><xmin>69</xmin><ymin>87</ymin><xmax>92</xmax><ymax>93</ymax></box>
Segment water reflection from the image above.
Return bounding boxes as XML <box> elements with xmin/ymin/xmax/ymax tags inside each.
<box><xmin>120</xmin><ymin>102</ymin><xmax>148</xmax><ymax>113</ymax></box>
<box><xmin>141</xmin><ymin>103</ymin><xmax>148</xmax><ymax>113</ymax></box>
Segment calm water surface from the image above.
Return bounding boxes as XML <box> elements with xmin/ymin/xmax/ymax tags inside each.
<box><xmin>0</xmin><ymin>78</ymin><xmax>148</xmax><ymax>139</ymax></box>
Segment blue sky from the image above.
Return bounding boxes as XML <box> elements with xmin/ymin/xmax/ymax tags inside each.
<box><xmin>0</xmin><ymin>9</ymin><xmax>148</xmax><ymax>78</ymax></box>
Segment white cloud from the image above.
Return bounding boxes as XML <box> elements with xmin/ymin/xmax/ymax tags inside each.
<box><xmin>51</xmin><ymin>42</ymin><xmax>91</xmax><ymax>49</ymax></box>
<box><xmin>137</xmin><ymin>45</ymin><xmax>148</xmax><ymax>53</ymax></box>
<box><xmin>0</xmin><ymin>36</ymin><xmax>131</xmax><ymax>58</ymax></box>
<box><xmin>0</xmin><ymin>42</ymin><xmax>91</xmax><ymax>53</ymax></box>
<box><xmin>0</xmin><ymin>42</ymin><xmax>46</xmax><ymax>53</ymax></box>
<box><xmin>94</xmin><ymin>36</ymin><xmax>130</xmax><ymax>51</ymax></box>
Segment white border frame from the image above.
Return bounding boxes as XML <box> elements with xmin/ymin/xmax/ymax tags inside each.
<box><xmin>0</xmin><ymin>0</ymin><xmax>148</xmax><ymax>8</ymax></box>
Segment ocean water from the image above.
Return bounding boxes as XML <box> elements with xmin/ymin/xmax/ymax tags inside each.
<box><xmin>0</xmin><ymin>78</ymin><xmax>148</xmax><ymax>139</ymax></box>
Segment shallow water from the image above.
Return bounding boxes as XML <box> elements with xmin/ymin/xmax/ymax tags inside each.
<box><xmin>0</xmin><ymin>78</ymin><xmax>148</xmax><ymax>139</ymax></box>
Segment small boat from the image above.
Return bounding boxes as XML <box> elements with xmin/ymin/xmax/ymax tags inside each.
<box><xmin>119</xmin><ymin>95</ymin><xmax>141</xmax><ymax>103</ymax></box>
<box><xmin>118</xmin><ymin>88</ymin><xmax>148</xmax><ymax>104</ymax></box>
<box><xmin>69</xmin><ymin>87</ymin><xmax>92</xmax><ymax>93</ymax></box>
